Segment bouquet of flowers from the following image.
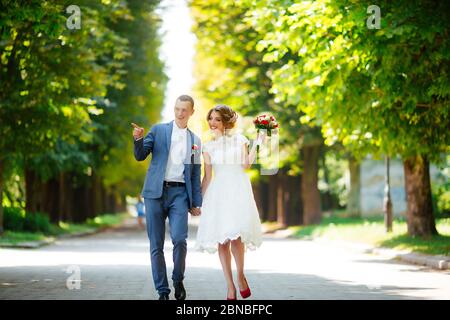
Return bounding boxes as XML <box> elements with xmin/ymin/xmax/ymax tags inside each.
<box><xmin>253</xmin><ymin>114</ymin><xmax>278</xmax><ymax>135</ymax></box>
<box><xmin>253</xmin><ymin>114</ymin><xmax>278</xmax><ymax>152</ymax></box>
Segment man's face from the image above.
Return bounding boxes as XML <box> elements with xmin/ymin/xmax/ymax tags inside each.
<box><xmin>174</xmin><ymin>100</ymin><xmax>194</xmax><ymax>125</ymax></box>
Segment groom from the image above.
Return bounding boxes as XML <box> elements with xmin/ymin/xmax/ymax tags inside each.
<box><xmin>132</xmin><ymin>95</ymin><xmax>202</xmax><ymax>300</ymax></box>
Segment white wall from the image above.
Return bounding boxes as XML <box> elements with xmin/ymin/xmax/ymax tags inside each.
<box><xmin>360</xmin><ymin>157</ymin><xmax>442</xmax><ymax>217</ymax></box>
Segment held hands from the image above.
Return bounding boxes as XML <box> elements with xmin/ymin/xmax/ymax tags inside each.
<box><xmin>189</xmin><ymin>207</ymin><xmax>201</xmax><ymax>216</ymax></box>
<box><xmin>131</xmin><ymin>123</ymin><xmax>144</xmax><ymax>140</ymax></box>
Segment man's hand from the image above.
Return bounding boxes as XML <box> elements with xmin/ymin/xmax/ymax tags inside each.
<box><xmin>131</xmin><ymin>123</ymin><xmax>144</xmax><ymax>140</ymax></box>
<box><xmin>189</xmin><ymin>207</ymin><xmax>201</xmax><ymax>216</ymax></box>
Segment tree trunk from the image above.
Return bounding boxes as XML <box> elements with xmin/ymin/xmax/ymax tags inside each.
<box><xmin>0</xmin><ymin>158</ymin><xmax>4</xmax><ymax>235</ymax></box>
<box><xmin>120</xmin><ymin>193</ymin><xmax>127</xmax><ymax>212</ymax></box>
<box><xmin>102</xmin><ymin>184</ymin><xmax>109</xmax><ymax>214</ymax></box>
<box><xmin>286</xmin><ymin>175</ymin><xmax>302</xmax><ymax>225</ymax></box>
<box><xmin>45</xmin><ymin>178</ymin><xmax>59</xmax><ymax>224</ymax></box>
<box><xmin>347</xmin><ymin>156</ymin><xmax>361</xmax><ymax>217</ymax></box>
<box><xmin>59</xmin><ymin>172</ymin><xmax>67</xmax><ymax>222</ymax></box>
<box><xmin>90</xmin><ymin>173</ymin><xmax>103</xmax><ymax>218</ymax></box>
<box><xmin>301</xmin><ymin>145</ymin><xmax>322</xmax><ymax>225</ymax></box>
<box><xmin>25</xmin><ymin>168</ymin><xmax>34</xmax><ymax>213</ymax></box>
<box><xmin>25</xmin><ymin>168</ymin><xmax>55</xmax><ymax>222</ymax></box>
<box><xmin>74</xmin><ymin>184</ymin><xmax>89</xmax><ymax>223</ymax></box>
<box><xmin>65</xmin><ymin>173</ymin><xmax>76</xmax><ymax>222</ymax></box>
<box><xmin>252</xmin><ymin>182</ymin><xmax>264</xmax><ymax>220</ymax></box>
<box><xmin>259</xmin><ymin>180</ymin><xmax>269</xmax><ymax>221</ymax></box>
<box><xmin>276</xmin><ymin>171</ymin><xmax>287</xmax><ymax>227</ymax></box>
<box><xmin>403</xmin><ymin>155</ymin><xmax>437</xmax><ymax>237</ymax></box>
<box><xmin>25</xmin><ymin>168</ymin><xmax>41</xmax><ymax>213</ymax></box>
<box><xmin>267</xmin><ymin>175</ymin><xmax>277</xmax><ymax>222</ymax></box>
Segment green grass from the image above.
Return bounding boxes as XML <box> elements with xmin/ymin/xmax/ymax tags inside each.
<box><xmin>52</xmin><ymin>222</ymin><xmax>96</xmax><ymax>235</ymax></box>
<box><xmin>0</xmin><ymin>212</ymin><xmax>130</xmax><ymax>246</ymax></box>
<box><xmin>261</xmin><ymin>221</ymin><xmax>284</xmax><ymax>233</ymax></box>
<box><xmin>0</xmin><ymin>231</ymin><xmax>51</xmax><ymax>244</ymax></box>
<box><xmin>86</xmin><ymin>213</ymin><xmax>129</xmax><ymax>228</ymax></box>
<box><xmin>289</xmin><ymin>215</ymin><xmax>450</xmax><ymax>256</ymax></box>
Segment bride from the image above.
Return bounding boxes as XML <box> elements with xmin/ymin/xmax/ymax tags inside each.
<box><xmin>195</xmin><ymin>104</ymin><xmax>264</xmax><ymax>300</ymax></box>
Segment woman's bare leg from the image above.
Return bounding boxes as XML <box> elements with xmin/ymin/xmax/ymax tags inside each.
<box><xmin>218</xmin><ymin>241</ymin><xmax>236</xmax><ymax>298</ymax></box>
<box><xmin>230</xmin><ymin>237</ymin><xmax>247</xmax><ymax>291</ymax></box>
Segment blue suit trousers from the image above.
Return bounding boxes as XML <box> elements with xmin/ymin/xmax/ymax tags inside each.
<box><xmin>144</xmin><ymin>185</ymin><xmax>189</xmax><ymax>295</ymax></box>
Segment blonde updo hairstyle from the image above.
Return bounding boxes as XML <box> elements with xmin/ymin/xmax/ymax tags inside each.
<box><xmin>206</xmin><ymin>104</ymin><xmax>238</xmax><ymax>129</ymax></box>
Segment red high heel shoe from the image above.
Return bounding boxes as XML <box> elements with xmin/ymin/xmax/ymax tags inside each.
<box><xmin>239</xmin><ymin>278</ymin><xmax>251</xmax><ymax>299</ymax></box>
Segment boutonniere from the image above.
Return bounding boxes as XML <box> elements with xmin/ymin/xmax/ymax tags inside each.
<box><xmin>191</xmin><ymin>144</ymin><xmax>199</xmax><ymax>156</ymax></box>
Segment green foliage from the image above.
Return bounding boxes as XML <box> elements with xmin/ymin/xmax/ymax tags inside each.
<box><xmin>97</xmin><ymin>0</ymin><xmax>167</xmax><ymax>196</ymax></box>
<box><xmin>3</xmin><ymin>207</ymin><xmax>51</xmax><ymax>233</ymax></box>
<box><xmin>433</xmin><ymin>181</ymin><xmax>450</xmax><ymax>219</ymax></box>
<box><xmin>291</xmin><ymin>215</ymin><xmax>450</xmax><ymax>255</ymax></box>
<box><xmin>0</xmin><ymin>212</ymin><xmax>130</xmax><ymax>245</ymax></box>
<box><xmin>0</xmin><ymin>0</ymin><xmax>126</xmax><ymax>159</ymax></box>
<box><xmin>319</xmin><ymin>150</ymin><xmax>348</xmax><ymax>207</ymax></box>
<box><xmin>190</xmin><ymin>0</ymin><xmax>324</xmax><ymax>174</ymax></box>
<box><xmin>191</xmin><ymin>0</ymin><xmax>273</xmax><ymax>110</ymax></box>
<box><xmin>0</xmin><ymin>0</ymin><xmax>130</xmax><ymax>189</ymax></box>
<box><xmin>23</xmin><ymin>211</ymin><xmax>51</xmax><ymax>233</ymax></box>
<box><xmin>246</xmin><ymin>0</ymin><xmax>450</xmax><ymax>162</ymax></box>
<box><xmin>0</xmin><ymin>231</ymin><xmax>49</xmax><ymax>244</ymax></box>
<box><xmin>431</xmin><ymin>156</ymin><xmax>450</xmax><ymax>218</ymax></box>
<box><xmin>3</xmin><ymin>207</ymin><xmax>25</xmax><ymax>231</ymax></box>
<box><xmin>378</xmin><ymin>233</ymin><xmax>450</xmax><ymax>256</ymax></box>
<box><xmin>191</xmin><ymin>0</ymin><xmax>449</xmax><ymax>231</ymax></box>
<box><xmin>436</xmin><ymin>188</ymin><xmax>450</xmax><ymax>216</ymax></box>
<box><xmin>54</xmin><ymin>221</ymin><xmax>95</xmax><ymax>235</ymax></box>
<box><xmin>0</xmin><ymin>0</ymin><xmax>167</xmax><ymax>226</ymax></box>
<box><xmin>3</xmin><ymin>205</ymin><xmax>128</xmax><ymax>235</ymax></box>
<box><xmin>86</xmin><ymin>213</ymin><xmax>128</xmax><ymax>228</ymax></box>
<box><xmin>16</xmin><ymin>0</ymin><xmax>168</xmax><ymax>196</ymax></box>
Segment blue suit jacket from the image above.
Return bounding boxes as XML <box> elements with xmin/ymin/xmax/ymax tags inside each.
<box><xmin>133</xmin><ymin>120</ymin><xmax>202</xmax><ymax>208</ymax></box>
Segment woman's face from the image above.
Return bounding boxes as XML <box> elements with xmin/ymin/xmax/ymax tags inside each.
<box><xmin>208</xmin><ymin>110</ymin><xmax>225</xmax><ymax>134</ymax></box>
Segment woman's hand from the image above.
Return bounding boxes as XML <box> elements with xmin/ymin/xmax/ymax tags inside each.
<box><xmin>256</xmin><ymin>130</ymin><xmax>267</xmax><ymax>145</ymax></box>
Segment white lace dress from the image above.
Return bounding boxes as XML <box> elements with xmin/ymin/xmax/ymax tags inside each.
<box><xmin>195</xmin><ymin>133</ymin><xmax>263</xmax><ymax>253</ymax></box>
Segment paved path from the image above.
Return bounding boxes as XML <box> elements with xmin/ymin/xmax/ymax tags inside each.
<box><xmin>1</xmin><ymin>217</ymin><xmax>449</xmax><ymax>300</ymax></box>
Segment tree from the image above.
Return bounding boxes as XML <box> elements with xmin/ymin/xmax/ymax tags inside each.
<box><xmin>0</xmin><ymin>0</ymin><xmax>166</xmax><ymax>229</ymax></box>
<box><xmin>248</xmin><ymin>0</ymin><xmax>450</xmax><ymax>236</ymax></box>
<box><xmin>99</xmin><ymin>0</ymin><xmax>167</xmax><ymax>198</ymax></box>
<box><xmin>0</xmin><ymin>0</ymin><xmax>107</xmax><ymax>231</ymax></box>
<box><xmin>190</xmin><ymin>0</ymin><xmax>326</xmax><ymax>224</ymax></box>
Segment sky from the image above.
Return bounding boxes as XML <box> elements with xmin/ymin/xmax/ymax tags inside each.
<box><xmin>156</xmin><ymin>0</ymin><xmax>196</xmax><ymax>123</ymax></box>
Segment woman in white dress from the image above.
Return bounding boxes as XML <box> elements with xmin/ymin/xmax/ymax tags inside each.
<box><xmin>195</xmin><ymin>104</ymin><xmax>264</xmax><ymax>300</ymax></box>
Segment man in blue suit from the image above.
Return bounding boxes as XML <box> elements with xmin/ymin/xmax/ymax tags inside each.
<box><xmin>132</xmin><ymin>95</ymin><xmax>202</xmax><ymax>300</ymax></box>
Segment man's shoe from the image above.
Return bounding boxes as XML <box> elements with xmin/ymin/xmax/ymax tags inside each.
<box><xmin>174</xmin><ymin>281</ymin><xmax>186</xmax><ymax>300</ymax></box>
<box><xmin>159</xmin><ymin>293</ymin><xmax>169</xmax><ymax>300</ymax></box>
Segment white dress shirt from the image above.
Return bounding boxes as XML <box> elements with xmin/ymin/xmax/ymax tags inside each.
<box><xmin>164</xmin><ymin>122</ymin><xmax>188</xmax><ymax>183</ymax></box>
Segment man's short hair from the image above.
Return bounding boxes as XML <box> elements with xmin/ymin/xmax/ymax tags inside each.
<box><xmin>176</xmin><ymin>95</ymin><xmax>194</xmax><ymax>108</ymax></box>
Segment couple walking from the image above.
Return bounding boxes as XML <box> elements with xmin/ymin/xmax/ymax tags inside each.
<box><xmin>132</xmin><ymin>95</ymin><xmax>264</xmax><ymax>300</ymax></box>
